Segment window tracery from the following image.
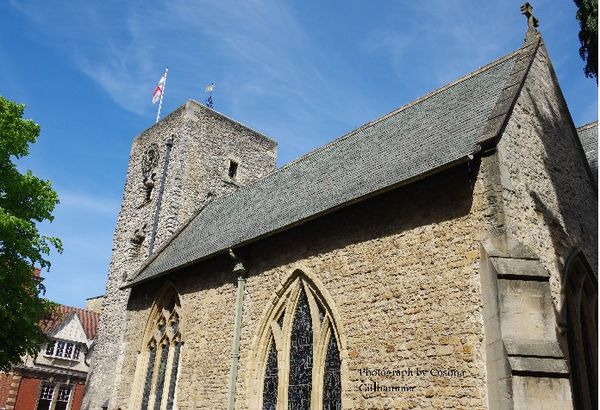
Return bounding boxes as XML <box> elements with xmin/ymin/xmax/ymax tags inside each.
<box><xmin>258</xmin><ymin>276</ymin><xmax>342</xmax><ymax>409</ymax></box>
<box><xmin>137</xmin><ymin>288</ymin><xmax>182</xmax><ymax>410</ymax></box>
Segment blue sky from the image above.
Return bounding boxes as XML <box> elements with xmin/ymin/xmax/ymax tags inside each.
<box><xmin>1</xmin><ymin>0</ymin><xmax>597</xmax><ymax>308</ymax></box>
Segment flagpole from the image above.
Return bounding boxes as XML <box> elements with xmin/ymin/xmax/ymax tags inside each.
<box><xmin>155</xmin><ymin>67</ymin><xmax>169</xmax><ymax>124</ymax></box>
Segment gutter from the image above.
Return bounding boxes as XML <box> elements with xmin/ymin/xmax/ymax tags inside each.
<box><xmin>226</xmin><ymin>249</ymin><xmax>247</xmax><ymax>410</ymax></box>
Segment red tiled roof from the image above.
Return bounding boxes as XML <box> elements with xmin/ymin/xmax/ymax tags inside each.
<box><xmin>41</xmin><ymin>305</ymin><xmax>100</xmax><ymax>341</ymax></box>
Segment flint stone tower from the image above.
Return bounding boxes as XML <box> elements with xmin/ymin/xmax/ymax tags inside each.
<box><xmin>83</xmin><ymin>100</ymin><xmax>277</xmax><ymax>409</ymax></box>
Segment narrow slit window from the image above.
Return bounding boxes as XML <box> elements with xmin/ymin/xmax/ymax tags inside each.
<box><xmin>228</xmin><ymin>160</ymin><xmax>238</xmax><ymax>179</ymax></box>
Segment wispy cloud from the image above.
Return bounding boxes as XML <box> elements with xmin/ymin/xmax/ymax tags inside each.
<box><xmin>57</xmin><ymin>191</ymin><xmax>120</xmax><ymax>215</ymax></box>
<box><xmin>8</xmin><ymin>0</ymin><xmax>334</xmax><ymax>120</ymax></box>
<box><xmin>360</xmin><ymin>1</ymin><xmax>518</xmax><ymax>88</ymax></box>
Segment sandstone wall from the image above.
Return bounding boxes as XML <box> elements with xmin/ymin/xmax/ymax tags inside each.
<box><xmin>496</xmin><ymin>43</ymin><xmax>598</xmax><ymax>304</ymax></box>
<box><xmin>84</xmin><ymin>101</ymin><xmax>276</xmax><ymax>409</ymax></box>
<box><xmin>116</xmin><ymin>163</ymin><xmax>499</xmax><ymax>409</ymax></box>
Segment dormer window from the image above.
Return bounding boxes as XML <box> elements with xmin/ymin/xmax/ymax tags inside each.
<box><xmin>228</xmin><ymin>160</ymin><xmax>238</xmax><ymax>179</ymax></box>
<box><xmin>44</xmin><ymin>340</ymin><xmax>81</xmax><ymax>360</ymax></box>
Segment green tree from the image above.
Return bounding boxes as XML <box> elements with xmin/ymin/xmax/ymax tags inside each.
<box><xmin>0</xmin><ymin>96</ymin><xmax>62</xmax><ymax>371</ymax></box>
<box><xmin>574</xmin><ymin>0</ymin><xmax>598</xmax><ymax>80</ymax></box>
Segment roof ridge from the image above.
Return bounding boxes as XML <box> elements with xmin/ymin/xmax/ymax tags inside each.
<box><xmin>59</xmin><ymin>304</ymin><xmax>98</xmax><ymax>314</ymax></box>
<box><xmin>126</xmin><ymin>41</ymin><xmax>525</xmax><ymax>287</ymax></box>
<box><xmin>164</xmin><ymin>45</ymin><xmax>526</xmax><ymax>218</ymax></box>
<box><xmin>273</xmin><ymin>47</ymin><xmax>523</xmax><ymax>175</ymax></box>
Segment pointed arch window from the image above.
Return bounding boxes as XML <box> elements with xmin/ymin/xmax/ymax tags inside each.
<box><xmin>259</xmin><ymin>277</ymin><xmax>342</xmax><ymax>409</ymax></box>
<box><xmin>562</xmin><ymin>251</ymin><xmax>597</xmax><ymax>410</ymax></box>
<box><xmin>136</xmin><ymin>289</ymin><xmax>183</xmax><ymax>410</ymax></box>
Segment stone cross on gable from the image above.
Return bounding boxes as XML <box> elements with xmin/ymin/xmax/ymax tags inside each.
<box><xmin>520</xmin><ymin>2</ymin><xmax>539</xmax><ymax>30</ymax></box>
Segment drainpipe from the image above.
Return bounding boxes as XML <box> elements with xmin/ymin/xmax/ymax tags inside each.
<box><xmin>226</xmin><ymin>249</ymin><xmax>247</xmax><ymax>410</ymax></box>
<box><xmin>148</xmin><ymin>136</ymin><xmax>174</xmax><ymax>255</ymax></box>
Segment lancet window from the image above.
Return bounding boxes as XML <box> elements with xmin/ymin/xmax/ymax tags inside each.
<box><xmin>563</xmin><ymin>251</ymin><xmax>597</xmax><ymax>410</ymax></box>
<box><xmin>137</xmin><ymin>290</ymin><xmax>182</xmax><ymax>410</ymax></box>
<box><xmin>259</xmin><ymin>277</ymin><xmax>342</xmax><ymax>409</ymax></box>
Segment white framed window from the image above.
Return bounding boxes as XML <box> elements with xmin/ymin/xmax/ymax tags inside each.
<box><xmin>56</xmin><ymin>386</ymin><xmax>71</xmax><ymax>410</ymax></box>
<box><xmin>36</xmin><ymin>383</ymin><xmax>72</xmax><ymax>410</ymax></box>
<box><xmin>45</xmin><ymin>342</ymin><xmax>55</xmax><ymax>356</ymax></box>
<box><xmin>55</xmin><ymin>341</ymin><xmax>65</xmax><ymax>357</ymax></box>
<box><xmin>36</xmin><ymin>384</ymin><xmax>53</xmax><ymax>410</ymax></box>
<box><xmin>44</xmin><ymin>340</ymin><xmax>81</xmax><ymax>360</ymax></box>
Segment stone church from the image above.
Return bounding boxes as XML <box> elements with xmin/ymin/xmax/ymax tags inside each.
<box><xmin>83</xmin><ymin>11</ymin><xmax>597</xmax><ymax>410</ymax></box>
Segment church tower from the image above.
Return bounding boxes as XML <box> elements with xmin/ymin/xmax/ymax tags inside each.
<box><xmin>83</xmin><ymin>100</ymin><xmax>277</xmax><ymax>409</ymax></box>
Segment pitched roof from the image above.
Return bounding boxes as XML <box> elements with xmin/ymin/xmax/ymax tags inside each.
<box><xmin>127</xmin><ymin>39</ymin><xmax>540</xmax><ymax>287</ymax></box>
<box><xmin>41</xmin><ymin>305</ymin><xmax>100</xmax><ymax>340</ymax></box>
<box><xmin>577</xmin><ymin>121</ymin><xmax>598</xmax><ymax>184</ymax></box>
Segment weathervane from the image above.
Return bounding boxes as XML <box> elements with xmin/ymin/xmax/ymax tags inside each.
<box><xmin>205</xmin><ymin>83</ymin><xmax>215</xmax><ymax>109</ymax></box>
<box><xmin>520</xmin><ymin>3</ymin><xmax>539</xmax><ymax>32</ymax></box>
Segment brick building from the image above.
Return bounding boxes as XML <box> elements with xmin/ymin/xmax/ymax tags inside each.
<box><xmin>0</xmin><ymin>305</ymin><xmax>99</xmax><ymax>410</ymax></box>
<box><xmin>84</xmin><ymin>13</ymin><xmax>597</xmax><ymax>410</ymax></box>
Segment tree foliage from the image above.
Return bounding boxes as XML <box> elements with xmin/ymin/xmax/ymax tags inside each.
<box><xmin>0</xmin><ymin>96</ymin><xmax>62</xmax><ymax>371</ymax></box>
<box><xmin>574</xmin><ymin>0</ymin><xmax>598</xmax><ymax>80</ymax></box>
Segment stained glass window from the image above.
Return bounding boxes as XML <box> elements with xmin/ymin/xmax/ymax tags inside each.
<box><xmin>141</xmin><ymin>346</ymin><xmax>157</xmax><ymax>410</ymax></box>
<box><xmin>260</xmin><ymin>279</ymin><xmax>343</xmax><ymax>409</ymax></box>
<box><xmin>288</xmin><ymin>290</ymin><xmax>313</xmax><ymax>410</ymax></box>
<box><xmin>153</xmin><ymin>343</ymin><xmax>170</xmax><ymax>409</ymax></box>
<box><xmin>262</xmin><ymin>338</ymin><xmax>278</xmax><ymax>410</ymax></box>
<box><xmin>166</xmin><ymin>341</ymin><xmax>182</xmax><ymax>410</ymax></box>
<box><xmin>138</xmin><ymin>291</ymin><xmax>182</xmax><ymax>410</ymax></box>
<box><xmin>317</xmin><ymin>301</ymin><xmax>325</xmax><ymax>324</ymax></box>
<box><xmin>323</xmin><ymin>334</ymin><xmax>342</xmax><ymax>410</ymax></box>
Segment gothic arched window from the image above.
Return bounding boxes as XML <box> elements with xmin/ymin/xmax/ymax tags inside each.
<box><xmin>562</xmin><ymin>251</ymin><xmax>597</xmax><ymax>410</ymax></box>
<box><xmin>259</xmin><ymin>276</ymin><xmax>342</xmax><ymax>410</ymax></box>
<box><xmin>136</xmin><ymin>288</ymin><xmax>183</xmax><ymax>410</ymax></box>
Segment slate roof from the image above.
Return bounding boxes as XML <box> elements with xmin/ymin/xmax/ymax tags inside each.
<box><xmin>127</xmin><ymin>43</ymin><xmax>531</xmax><ymax>287</ymax></box>
<box><xmin>577</xmin><ymin>121</ymin><xmax>598</xmax><ymax>184</ymax></box>
<box><xmin>41</xmin><ymin>305</ymin><xmax>100</xmax><ymax>340</ymax></box>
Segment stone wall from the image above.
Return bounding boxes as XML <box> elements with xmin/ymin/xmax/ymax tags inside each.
<box><xmin>496</xmin><ymin>42</ymin><xmax>597</xmax><ymax>304</ymax></box>
<box><xmin>84</xmin><ymin>101</ymin><xmax>276</xmax><ymax>409</ymax></box>
<box><xmin>90</xmin><ymin>39</ymin><xmax>597</xmax><ymax>410</ymax></box>
<box><xmin>478</xmin><ymin>39</ymin><xmax>596</xmax><ymax>409</ymax></box>
<box><xmin>115</xmin><ymin>162</ymin><xmax>501</xmax><ymax>409</ymax></box>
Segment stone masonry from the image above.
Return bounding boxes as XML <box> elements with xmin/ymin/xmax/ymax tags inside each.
<box><xmin>83</xmin><ymin>100</ymin><xmax>277</xmax><ymax>409</ymax></box>
<box><xmin>116</xmin><ymin>163</ymin><xmax>495</xmax><ymax>409</ymax></box>
<box><xmin>86</xmin><ymin>27</ymin><xmax>597</xmax><ymax>410</ymax></box>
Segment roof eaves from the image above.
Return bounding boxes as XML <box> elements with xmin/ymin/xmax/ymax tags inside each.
<box><xmin>124</xmin><ymin>41</ymin><xmax>526</xmax><ymax>289</ymax></box>
<box><xmin>273</xmin><ymin>48</ymin><xmax>524</xmax><ymax>177</ymax></box>
<box><xmin>577</xmin><ymin>121</ymin><xmax>599</xmax><ymax>132</ymax></box>
<box><xmin>123</xmin><ymin>154</ymin><xmax>473</xmax><ymax>288</ymax></box>
<box><xmin>126</xmin><ymin>194</ymin><xmax>216</xmax><ymax>284</ymax></box>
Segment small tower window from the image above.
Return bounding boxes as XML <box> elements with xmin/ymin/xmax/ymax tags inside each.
<box><xmin>228</xmin><ymin>160</ymin><xmax>238</xmax><ymax>179</ymax></box>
